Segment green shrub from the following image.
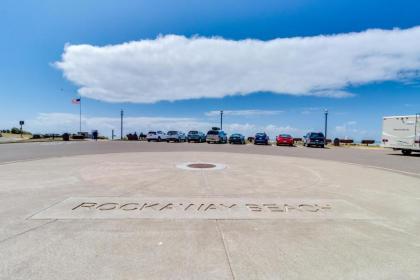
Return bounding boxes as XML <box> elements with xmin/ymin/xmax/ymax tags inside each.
<box><xmin>11</xmin><ymin>127</ymin><xmax>21</xmax><ymax>134</ymax></box>
<box><xmin>10</xmin><ymin>127</ymin><xmax>31</xmax><ymax>135</ymax></box>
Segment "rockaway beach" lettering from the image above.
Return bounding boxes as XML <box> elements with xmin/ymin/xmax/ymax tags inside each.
<box><xmin>72</xmin><ymin>201</ymin><xmax>332</xmax><ymax>213</ymax></box>
<box><xmin>31</xmin><ymin>197</ymin><xmax>373</xmax><ymax>220</ymax></box>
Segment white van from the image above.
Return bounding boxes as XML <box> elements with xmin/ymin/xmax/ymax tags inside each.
<box><xmin>382</xmin><ymin>115</ymin><xmax>420</xmax><ymax>155</ymax></box>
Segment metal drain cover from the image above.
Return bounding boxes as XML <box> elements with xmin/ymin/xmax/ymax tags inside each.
<box><xmin>176</xmin><ymin>162</ymin><xmax>226</xmax><ymax>171</ymax></box>
<box><xmin>187</xmin><ymin>163</ymin><xmax>216</xmax><ymax>169</ymax></box>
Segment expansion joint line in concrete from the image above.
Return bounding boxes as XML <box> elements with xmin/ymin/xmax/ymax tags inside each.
<box><xmin>216</xmin><ymin>220</ymin><xmax>236</xmax><ymax>280</ymax></box>
<box><xmin>0</xmin><ymin>219</ymin><xmax>57</xmax><ymax>245</ymax></box>
<box><xmin>199</xmin><ymin>169</ymin><xmax>236</xmax><ymax>279</ymax></box>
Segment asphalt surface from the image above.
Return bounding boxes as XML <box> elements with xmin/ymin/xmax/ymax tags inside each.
<box><xmin>0</xmin><ymin>141</ymin><xmax>419</xmax><ymax>176</ymax></box>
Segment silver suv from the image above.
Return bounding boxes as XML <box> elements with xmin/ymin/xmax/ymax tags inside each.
<box><xmin>206</xmin><ymin>129</ymin><xmax>227</xmax><ymax>144</ymax></box>
<box><xmin>166</xmin><ymin>131</ymin><xmax>187</xmax><ymax>142</ymax></box>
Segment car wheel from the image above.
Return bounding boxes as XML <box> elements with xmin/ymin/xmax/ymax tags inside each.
<box><xmin>402</xmin><ymin>149</ymin><xmax>412</xmax><ymax>155</ymax></box>
<box><xmin>147</xmin><ymin>140</ymin><xmax>150</xmax><ymax>142</ymax></box>
<box><xmin>320</xmin><ymin>144</ymin><xmax>325</xmax><ymax>148</ymax></box>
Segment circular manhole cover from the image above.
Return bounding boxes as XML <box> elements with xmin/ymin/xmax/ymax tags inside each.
<box><xmin>176</xmin><ymin>162</ymin><xmax>226</xmax><ymax>171</ymax></box>
<box><xmin>187</xmin><ymin>163</ymin><xmax>216</xmax><ymax>169</ymax></box>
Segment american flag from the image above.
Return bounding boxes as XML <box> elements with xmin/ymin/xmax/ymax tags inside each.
<box><xmin>72</xmin><ymin>98</ymin><xmax>81</xmax><ymax>104</ymax></box>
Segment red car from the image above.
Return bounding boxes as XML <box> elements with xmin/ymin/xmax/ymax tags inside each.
<box><xmin>276</xmin><ymin>134</ymin><xmax>294</xmax><ymax>146</ymax></box>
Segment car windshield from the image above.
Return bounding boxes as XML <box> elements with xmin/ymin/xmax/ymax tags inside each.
<box><xmin>207</xmin><ymin>130</ymin><xmax>219</xmax><ymax>135</ymax></box>
<box><xmin>188</xmin><ymin>131</ymin><xmax>198</xmax><ymax>135</ymax></box>
<box><xmin>167</xmin><ymin>131</ymin><xmax>177</xmax><ymax>135</ymax></box>
<box><xmin>280</xmin><ymin>134</ymin><xmax>291</xmax><ymax>138</ymax></box>
<box><xmin>310</xmin><ymin>133</ymin><xmax>324</xmax><ymax>138</ymax></box>
<box><xmin>256</xmin><ymin>133</ymin><xmax>266</xmax><ymax>137</ymax></box>
<box><xmin>148</xmin><ymin>131</ymin><xmax>156</xmax><ymax>135</ymax></box>
<box><xmin>231</xmin><ymin>134</ymin><xmax>241</xmax><ymax>137</ymax></box>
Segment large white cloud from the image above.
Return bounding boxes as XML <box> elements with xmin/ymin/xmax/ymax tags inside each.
<box><xmin>55</xmin><ymin>26</ymin><xmax>420</xmax><ymax>103</ymax></box>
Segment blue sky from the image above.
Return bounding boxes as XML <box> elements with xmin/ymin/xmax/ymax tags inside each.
<box><xmin>1</xmin><ymin>0</ymin><xmax>420</xmax><ymax>140</ymax></box>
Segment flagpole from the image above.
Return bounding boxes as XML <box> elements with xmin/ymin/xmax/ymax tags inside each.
<box><xmin>79</xmin><ymin>96</ymin><xmax>82</xmax><ymax>133</ymax></box>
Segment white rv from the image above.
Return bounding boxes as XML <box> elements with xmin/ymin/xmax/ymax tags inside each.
<box><xmin>382</xmin><ymin>115</ymin><xmax>420</xmax><ymax>155</ymax></box>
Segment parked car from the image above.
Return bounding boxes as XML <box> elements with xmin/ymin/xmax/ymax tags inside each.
<box><xmin>276</xmin><ymin>134</ymin><xmax>294</xmax><ymax>146</ymax></box>
<box><xmin>187</xmin><ymin>131</ymin><xmax>206</xmax><ymax>143</ymax></box>
<box><xmin>229</xmin><ymin>133</ymin><xmax>245</xmax><ymax>144</ymax></box>
<box><xmin>146</xmin><ymin>131</ymin><xmax>166</xmax><ymax>142</ymax></box>
<box><xmin>166</xmin><ymin>131</ymin><xmax>186</xmax><ymax>142</ymax></box>
<box><xmin>254</xmin><ymin>133</ymin><xmax>269</xmax><ymax>145</ymax></box>
<box><xmin>303</xmin><ymin>132</ymin><xmax>325</xmax><ymax>148</ymax></box>
<box><xmin>206</xmin><ymin>129</ymin><xmax>227</xmax><ymax>144</ymax></box>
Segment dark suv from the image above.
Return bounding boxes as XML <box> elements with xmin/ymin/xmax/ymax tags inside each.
<box><xmin>254</xmin><ymin>133</ymin><xmax>269</xmax><ymax>145</ymax></box>
<box><xmin>303</xmin><ymin>132</ymin><xmax>325</xmax><ymax>148</ymax></box>
<box><xmin>187</xmin><ymin>131</ymin><xmax>206</xmax><ymax>143</ymax></box>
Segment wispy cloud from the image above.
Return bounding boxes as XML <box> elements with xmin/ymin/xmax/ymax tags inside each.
<box><xmin>334</xmin><ymin>121</ymin><xmax>370</xmax><ymax>139</ymax></box>
<box><xmin>205</xmin><ymin>109</ymin><xmax>284</xmax><ymax>117</ymax></box>
<box><xmin>31</xmin><ymin>113</ymin><xmax>207</xmax><ymax>134</ymax></box>
<box><xmin>56</xmin><ymin>26</ymin><xmax>420</xmax><ymax>103</ymax></box>
<box><xmin>300</xmin><ymin>107</ymin><xmax>323</xmax><ymax>115</ymax></box>
<box><xmin>27</xmin><ymin>113</ymin><xmax>304</xmax><ymax>138</ymax></box>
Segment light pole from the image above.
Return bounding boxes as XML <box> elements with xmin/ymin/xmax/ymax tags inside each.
<box><xmin>120</xmin><ymin>110</ymin><xmax>124</xmax><ymax>140</ymax></box>
<box><xmin>19</xmin><ymin>121</ymin><xmax>24</xmax><ymax>138</ymax></box>
<box><xmin>324</xmin><ymin>109</ymin><xmax>328</xmax><ymax>144</ymax></box>
<box><xmin>220</xmin><ymin>110</ymin><xmax>223</xmax><ymax>130</ymax></box>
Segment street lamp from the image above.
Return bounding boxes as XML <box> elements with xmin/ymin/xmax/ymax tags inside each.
<box><xmin>220</xmin><ymin>110</ymin><xmax>224</xmax><ymax>130</ymax></box>
<box><xmin>120</xmin><ymin>109</ymin><xmax>124</xmax><ymax>140</ymax></box>
<box><xmin>19</xmin><ymin>120</ymin><xmax>24</xmax><ymax>138</ymax></box>
<box><xmin>324</xmin><ymin>109</ymin><xmax>328</xmax><ymax>144</ymax></box>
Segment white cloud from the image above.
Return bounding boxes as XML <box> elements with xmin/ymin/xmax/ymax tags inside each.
<box><xmin>55</xmin><ymin>26</ymin><xmax>420</xmax><ymax>103</ymax></box>
<box><xmin>27</xmin><ymin>113</ymin><xmax>304</xmax><ymax>139</ymax></box>
<box><xmin>300</xmin><ymin>107</ymin><xmax>323</xmax><ymax>115</ymax></box>
<box><xmin>30</xmin><ymin>113</ymin><xmax>210</xmax><ymax>135</ymax></box>
<box><xmin>334</xmin><ymin>121</ymin><xmax>369</xmax><ymax>139</ymax></box>
<box><xmin>205</xmin><ymin>109</ymin><xmax>283</xmax><ymax>117</ymax></box>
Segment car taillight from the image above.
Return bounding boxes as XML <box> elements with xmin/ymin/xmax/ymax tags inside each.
<box><xmin>382</xmin><ymin>139</ymin><xmax>388</xmax><ymax>143</ymax></box>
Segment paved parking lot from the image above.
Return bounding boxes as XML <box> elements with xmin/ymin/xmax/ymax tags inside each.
<box><xmin>0</xmin><ymin>142</ymin><xmax>419</xmax><ymax>279</ymax></box>
<box><xmin>0</xmin><ymin>141</ymin><xmax>419</xmax><ymax>176</ymax></box>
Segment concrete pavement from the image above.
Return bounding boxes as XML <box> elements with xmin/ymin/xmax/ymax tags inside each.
<box><xmin>0</xmin><ymin>151</ymin><xmax>419</xmax><ymax>279</ymax></box>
